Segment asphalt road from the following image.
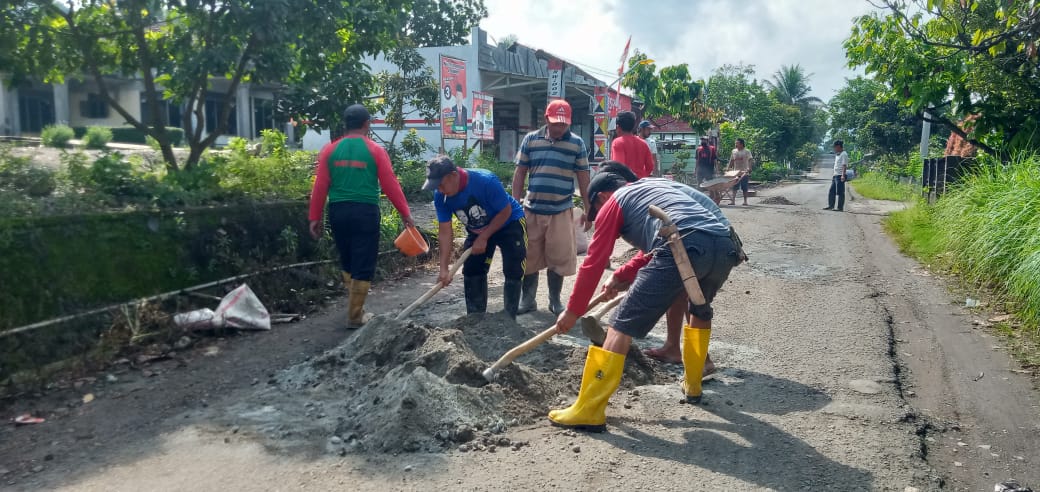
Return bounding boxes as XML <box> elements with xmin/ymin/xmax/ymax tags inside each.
<box><xmin>2</xmin><ymin>163</ymin><xmax>1037</xmax><ymax>491</ymax></box>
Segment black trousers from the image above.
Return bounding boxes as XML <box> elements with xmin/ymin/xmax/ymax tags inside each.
<box><xmin>828</xmin><ymin>176</ymin><xmax>846</xmax><ymax>210</ymax></box>
<box><xmin>461</xmin><ymin>219</ymin><xmax>527</xmax><ymax>280</ymax></box>
<box><xmin>328</xmin><ymin>201</ymin><xmax>380</xmax><ymax>281</ymax></box>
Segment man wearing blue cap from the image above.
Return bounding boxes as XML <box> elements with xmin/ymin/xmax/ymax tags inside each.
<box><xmin>425</xmin><ymin>155</ymin><xmax>527</xmax><ymax>318</ymax></box>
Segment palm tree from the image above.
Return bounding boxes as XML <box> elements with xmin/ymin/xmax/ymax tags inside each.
<box><xmin>765</xmin><ymin>64</ymin><xmax>824</xmax><ymax>108</ymax></box>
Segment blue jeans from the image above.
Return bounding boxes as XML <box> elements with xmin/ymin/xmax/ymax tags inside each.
<box><xmin>828</xmin><ymin>176</ymin><xmax>845</xmax><ymax>210</ymax></box>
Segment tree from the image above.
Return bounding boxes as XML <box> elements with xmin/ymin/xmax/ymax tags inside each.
<box><xmin>2</xmin><ymin>0</ymin><xmax>485</xmax><ymax>172</ymax></box>
<box><xmin>764</xmin><ymin>64</ymin><xmax>824</xmax><ymax>108</ymax></box>
<box><xmin>622</xmin><ymin>51</ymin><xmax>715</xmax><ymax>132</ymax></box>
<box><xmin>829</xmin><ymin>76</ymin><xmax>920</xmax><ymax>157</ymax></box>
<box><xmin>845</xmin><ymin>0</ymin><xmax>1040</xmax><ymax>154</ymax></box>
<box><xmin>369</xmin><ymin>45</ymin><xmax>440</xmax><ymax>151</ymax></box>
<box><xmin>704</xmin><ymin>64</ymin><xmax>765</xmax><ymax>124</ymax></box>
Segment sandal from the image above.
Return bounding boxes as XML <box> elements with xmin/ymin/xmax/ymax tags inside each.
<box><xmin>642</xmin><ymin>347</ymin><xmax>682</xmax><ymax>364</ymax></box>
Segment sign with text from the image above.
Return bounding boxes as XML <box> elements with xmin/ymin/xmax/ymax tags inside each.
<box><xmin>547</xmin><ymin>59</ymin><xmax>565</xmax><ymax>100</ymax></box>
<box><xmin>471</xmin><ymin>92</ymin><xmax>494</xmax><ymax>141</ymax></box>
<box><xmin>440</xmin><ymin>55</ymin><xmax>468</xmax><ymax>140</ymax></box>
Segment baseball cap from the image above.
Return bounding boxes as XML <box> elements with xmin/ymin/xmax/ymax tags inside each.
<box><xmin>343</xmin><ymin>104</ymin><xmax>371</xmax><ymax>129</ymax></box>
<box><xmin>422</xmin><ymin>155</ymin><xmax>457</xmax><ymax>192</ymax></box>
<box><xmin>638</xmin><ymin>120</ymin><xmax>654</xmax><ymax>129</ymax></box>
<box><xmin>586</xmin><ymin>162</ymin><xmax>637</xmax><ymax>222</ymax></box>
<box><xmin>545</xmin><ymin>99</ymin><xmax>572</xmax><ymax>125</ymax></box>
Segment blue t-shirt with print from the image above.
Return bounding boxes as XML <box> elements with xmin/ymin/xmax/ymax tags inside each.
<box><xmin>434</xmin><ymin>168</ymin><xmax>524</xmax><ymax>234</ymax></box>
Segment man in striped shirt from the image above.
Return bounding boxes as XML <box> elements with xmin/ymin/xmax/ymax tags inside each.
<box><xmin>511</xmin><ymin>99</ymin><xmax>592</xmax><ymax>315</ymax></box>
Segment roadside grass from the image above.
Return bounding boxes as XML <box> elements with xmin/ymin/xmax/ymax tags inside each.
<box><xmin>851</xmin><ymin>171</ymin><xmax>915</xmax><ymax>201</ymax></box>
<box><xmin>884</xmin><ymin>153</ymin><xmax>1040</xmax><ymax>370</ymax></box>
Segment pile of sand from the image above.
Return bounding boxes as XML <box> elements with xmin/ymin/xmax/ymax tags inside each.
<box><xmin>222</xmin><ymin>313</ymin><xmax>660</xmax><ymax>454</ymax></box>
<box><xmin>760</xmin><ymin>196</ymin><xmax>799</xmax><ymax>206</ymax></box>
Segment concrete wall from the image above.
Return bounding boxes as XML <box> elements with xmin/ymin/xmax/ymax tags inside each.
<box><xmin>303</xmin><ymin>28</ymin><xmax>482</xmax><ymax>157</ymax></box>
<box><xmin>68</xmin><ymin>83</ymin><xmax>142</xmax><ymax>128</ymax></box>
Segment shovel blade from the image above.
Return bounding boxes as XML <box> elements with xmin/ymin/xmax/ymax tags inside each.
<box><xmin>580</xmin><ymin>316</ymin><xmax>606</xmax><ymax>346</ymax></box>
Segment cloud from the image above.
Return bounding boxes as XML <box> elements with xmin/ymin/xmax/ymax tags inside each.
<box><xmin>480</xmin><ymin>0</ymin><xmax>876</xmax><ymax>100</ymax></box>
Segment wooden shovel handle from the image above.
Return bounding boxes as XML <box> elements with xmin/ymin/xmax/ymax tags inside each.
<box><xmin>648</xmin><ymin>205</ymin><xmax>707</xmax><ymax>305</ymax></box>
<box><xmin>483</xmin><ymin>289</ymin><xmax>612</xmax><ymax>378</ymax></box>
<box><xmin>395</xmin><ymin>249</ymin><xmax>472</xmax><ymax>320</ymax></box>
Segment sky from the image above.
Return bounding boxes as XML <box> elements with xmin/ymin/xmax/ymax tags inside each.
<box><xmin>479</xmin><ymin>0</ymin><xmax>878</xmax><ymax>102</ymax></box>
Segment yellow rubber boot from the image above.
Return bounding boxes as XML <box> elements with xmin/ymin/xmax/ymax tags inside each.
<box><xmin>548</xmin><ymin>346</ymin><xmax>625</xmax><ymax>433</ymax></box>
<box><xmin>347</xmin><ymin>280</ymin><xmax>374</xmax><ymax>329</ymax></box>
<box><xmin>681</xmin><ymin>325</ymin><xmax>711</xmax><ymax>403</ymax></box>
<box><xmin>341</xmin><ymin>272</ymin><xmax>353</xmax><ymax>326</ymax></box>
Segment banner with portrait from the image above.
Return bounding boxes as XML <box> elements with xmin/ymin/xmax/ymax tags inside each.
<box><xmin>471</xmin><ymin>92</ymin><xmax>494</xmax><ymax>141</ymax></box>
<box><xmin>440</xmin><ymin>55</ymin><xmax>468</xmax><ymax>139</ymax></box>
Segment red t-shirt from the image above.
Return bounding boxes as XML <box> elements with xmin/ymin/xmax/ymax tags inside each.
<box><xmin>610</xmin><ymin>134</ymin><xmax>655</xmax><ymax>179</ymax></box>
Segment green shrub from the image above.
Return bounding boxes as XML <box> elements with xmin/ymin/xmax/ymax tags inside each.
<box><xmin>851</xmin><ymin>171</ymin><xmax>914</xmax><ymax>201</ymax></box>
<box><xmin>107</xmin><ymin>126</ymin><xmax>184</xmax><ymax>146</ymax></box>
<box><xmin>672</xmin><ymin>149</ymin><xmax>692</xmax><ymax>173</ymax></box>
<box><xmin>473</xmin><ymin>151</ymin><xmax>514</xmax><ymax>186</ymax></box>
<box><xmin>83</xmin><ymin>126</ymin><xmax>113</xmax><ymax>150</ymax></box>
<box><xmin>0</xmin><ymin>146</ymin><xmax>57</xmax><ymax>197</ymax></box>
<box><xmin>884</xmin><ymin>201</ymin><xmax>944</xmax><ymax>261</ymax></box>
<box><xmin>750</xmin><ymin>161</ymin><xmax>789</xmax><ymax>182</ymax></box>
<box><xmin>41</xmin><ymin>124</ymin><xmax>75</xmax><ymax>148</ymax></box>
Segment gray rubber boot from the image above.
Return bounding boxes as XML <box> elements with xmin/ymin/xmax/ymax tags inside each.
<box><xmin>518</xmin><ymin>273</ymin><xmax>538</xmax><ymax>314</ymax></box>
<box><xmin>502</xmin><ymin>278</ymin><xmax>522</xmax><ymax>320</ymax></box>
<box><xmin>464</xmin><ymin>275</ymin><xmax>488</xmax><ymax>314</ymax></box>
<box><xmin>547</xmin><ymin>270</ymin><xmax>565</xmax><ymax>315</ymax></box>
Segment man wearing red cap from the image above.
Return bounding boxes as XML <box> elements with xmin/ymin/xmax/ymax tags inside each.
<box><xmin>511</xmin><ymin>99</ymin><xmax>591</xmax><ymax>315</ymax></box>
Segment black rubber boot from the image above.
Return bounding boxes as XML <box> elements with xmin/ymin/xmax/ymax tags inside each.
<box><xmin>518</xmin><ymin>273</ymin><xmax>538</xmax><ymax>314</ymax></box>
<box><xmin>502</xmin><ymin>278</ymin><xmax>522</xmax><ymax>320</ymax></box>
<box><xmin>464</xmin><ymin>275</ymin><xmax>488</xmax><ymax>314</ymax></box>
<box><xmin>547</xmin><ymin>270</ymin><xmax>565</xmax><ymax>315</ymax></box>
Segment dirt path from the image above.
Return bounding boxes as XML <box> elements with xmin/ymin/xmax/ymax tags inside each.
<box><xmin>2</xmin><ymin>168</ymin><xmax>1037</xmax><ymax>491</ymax></box>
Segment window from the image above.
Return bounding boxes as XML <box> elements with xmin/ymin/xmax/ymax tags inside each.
<box><xmin>79</xmin><ymin>93</ymin><xmax>109</xmax><ymax>119</ymax></box>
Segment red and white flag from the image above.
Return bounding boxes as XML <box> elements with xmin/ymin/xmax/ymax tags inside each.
<box><xmin>618</xmin><ymin>36</ymin><xmax>631</xmax><ymax>74</ymax></box>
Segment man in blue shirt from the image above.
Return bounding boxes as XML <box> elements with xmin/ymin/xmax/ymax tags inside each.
<box><xmin>424</xmin><ymin>155</ymin><xmax>527</xmax><ymax>318</ymax></box>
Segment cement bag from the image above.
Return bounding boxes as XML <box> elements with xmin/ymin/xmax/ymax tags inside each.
<box><xmin>215</xmin><ymin>284</ymin><xmax>271</xmax><ymax>330</ymax></box>
<box><xmin>573</xmin><ymin>208</ymin><xmax>589</xmax><ymax>255</ymax></box>
<box><xmin>173</xmin><ymin>308</ymin><xmax>216</xmax><ymax>330</ymax></box>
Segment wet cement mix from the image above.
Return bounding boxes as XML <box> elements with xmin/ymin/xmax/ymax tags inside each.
<box><xmin>220</xmin><ymin>313</ymin><xmax>663</xmax><ymax>455</ymax></box>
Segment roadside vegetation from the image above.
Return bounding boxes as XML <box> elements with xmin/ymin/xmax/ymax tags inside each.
<box><xmin>850</xmin><ymin>172</ymin><xmax>915</xmax><ymax>201</ymax></box>
<box><xmin>884</xmin><ymin>153</ymin><xmax>1040</xmax><ymax>366</ymax></box>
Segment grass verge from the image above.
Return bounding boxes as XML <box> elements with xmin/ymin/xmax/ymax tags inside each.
<box><xmin>883</xmin><ymin>153</ymin><xmax>1040</xmax><ymax>371</ymax></box>
<box><xmin>851</xmin><ymin>171</ymin><xmax>915</xmax><ymax>201</ymax></box>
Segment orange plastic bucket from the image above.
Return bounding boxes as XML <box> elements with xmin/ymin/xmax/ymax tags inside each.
<box><xmin>394</xmin><ymin>226</ymin><xmax>429</xmax><ymax>257</ymax></box>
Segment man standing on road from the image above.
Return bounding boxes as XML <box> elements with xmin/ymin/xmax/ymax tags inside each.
<box><xmin>637</xmin><ymin>120</ymin><xmax>661</xmax><ymax>177</ymax></box>
<box><xmin>695</xmin><ymin>136</ymin><xmax>718</xmax><ymax>185</ymax></box>
<box><xmin>610</xmin><ymin>111</ymin><xmax>655</xmax><ymax>179</ymax></box>
<box><xmin>548</xmin><ymin>166</ymin><xmax>740</xmax><ymax>432</ymax></box>
<box><xmin>729</xmin><ymin>138</ymin><xmax>754</xmax><ymax>206</ymax></box>
<box><xmin>426</xmin><ymin>156</ymin><xmax>527</xmax><ymax>318</ymax></box>
<box><xmin>308</xmin><ymin>104</ymin><xmax>414</xmax><ymax>329</ymax></box>
<box><xmin>512</xmin><ymin>99</ymin><xmax>591</xmax><ymax>315</ymax></box>
<box><xmin>824</xmin><ymin>140</ymin><xmax>849</xmax><ymax>211</ymax></box>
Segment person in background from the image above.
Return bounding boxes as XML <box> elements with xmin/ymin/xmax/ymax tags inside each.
<box><xmin>824</xmin><ymin>140</ymin><xmax>849</xmax><ymax>211</ymax></box>
<box><xmin>728</xmin><ymin>138</ymin><xmax>754</xmax><ymax>206</ymax></box>
<box><xmin>426</xmin><ymin>156</ymin><xmax>527</xmax><ymax>318</ymax></box>
<box><xmin>512</xmin><ymin>99</ymin><xmax>591</xmax><ymax>315</ymax></box>
<box><xmin>637</xmin><ymin>120</ymin><xmax>661</xmax><ymax>177</ymax></box>
<box><xmin>610</xmin><ymin>111</ymin><xmax>655</xmax><ymax>179</ymax></box>
<box><xmin>308</xmin><ymin>104</ymin><xmax>414</xmax><ymax>329</ymax></box>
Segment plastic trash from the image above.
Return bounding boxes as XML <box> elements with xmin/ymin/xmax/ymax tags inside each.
<box><xmin>573</xmin><ymin>208</ymin><xmax>589</xmax><ymax>255</ymax></box>
<box><xmin>966</xmin><ymin>297</ymin><xmax>981</xmax><ymax>308</ymax></box>
<box><xmin>995</xmin><ymin>481</ymin><xmax>1033</xmax><ymax>492</ymax></box>
<box><xmin>12</xmin><ymin>414</ymin><xmax>45</xmax><ymax>425</ymax></box>
<box><xmin>174</xmin><ymin>284</ymin><xmax>270</xmax><ymax>331</ymax></box>
<box><xmin>174</xmin><ymin>308</ymin><xmax>216</xmax><ymax>330</ymax></box>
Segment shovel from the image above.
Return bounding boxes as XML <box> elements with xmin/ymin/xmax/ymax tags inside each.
<box><xmin>395</xmin><ymin>248</ymin><xmax>472</xmax><ymax>320</ymax></box>
<box><xmin>579</xmin><ymin>295</ymin><xmax>624</xmax><ymax>346</ymax></box>
<box><xmin>482</xmin><ymin>291</ymin><xmax>611</xmax><ymax>382</ymax></box>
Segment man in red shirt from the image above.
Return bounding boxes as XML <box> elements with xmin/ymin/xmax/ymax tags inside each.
<box><xmin>609</xmin><ymin>111</ymin><xmax>655</xmax><ymax>179</ymax></box>
<box><xmin>308</xmin><ymin>104</ymin><xmax>414</xmax><ymax>329</ymax></box>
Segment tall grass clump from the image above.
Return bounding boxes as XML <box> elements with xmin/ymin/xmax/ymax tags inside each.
<box><xmin>852</xmin><ymin>171</ymin><xmax>915</xmax><ymax>201</ymax></box>
<box><xmin>934</xmin><ymin>153</ymin><xmax>1040</xmax><ymax>331</ymax></box>
<box><xmin>82</xmin><ymin>126</ymin><xmax>113</xmax><ymax>150</ymax></box>
<box><xmin>40</xmin><ymin>124</ymin><xmax>75</xmax><ymax>148</ymax></box>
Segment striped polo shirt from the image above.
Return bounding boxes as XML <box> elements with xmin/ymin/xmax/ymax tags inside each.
<box><xmin>516</xmin><ymin>127</ymin><xmax>590</xmax><ymax>215</ymax></box>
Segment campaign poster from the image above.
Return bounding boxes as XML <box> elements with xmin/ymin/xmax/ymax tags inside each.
<box><xmin>472</xmin><ymin>92</ymin><xmax>494</xmax><ymax>141</ymax></box>
<box><xmin>440</xmin><ymin>55</ymin><xmax>468</xmax><ymax>139</ymax></box>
